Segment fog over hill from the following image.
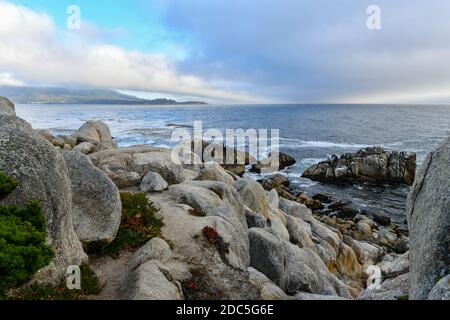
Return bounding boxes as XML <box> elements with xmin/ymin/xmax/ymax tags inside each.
<box><xmin>0</xmin><ymin>86</ymin><xmax>207</xmax><ymax>105</ymax></box>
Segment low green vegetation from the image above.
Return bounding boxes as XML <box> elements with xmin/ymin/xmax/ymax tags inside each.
<box><xmin>14</xmin><ymin>264</ymin><xmax>101</xmax><ymax>300</ymax></box>
<box><xmin>98</xmin><ymin>192</ymin><xmax>164</xmax><ymax>258</ymax></box>
<box><xmin>0</xmin><ymin>172</ymin><xmax>18</xmax><ymax>199</ymax></box>
<box><xmin>0</xmin><ymin>172</ymin><xmax>54</xmax><ymax>297</ymax></box>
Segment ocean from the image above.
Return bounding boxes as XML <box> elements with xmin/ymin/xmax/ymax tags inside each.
<box><xmin>16</xmin><ymin>103</ymin><xmax>450</xmax><ymax>226</ymax></box>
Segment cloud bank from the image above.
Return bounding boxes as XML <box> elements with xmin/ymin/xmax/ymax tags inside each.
<box><xmin>1</xmin><ymin>1</ymin><xmax>450</xmax><ymax>104</ymax></box>
<box><xmin>0</xmin><ymin>1</ymin><xmax>262</xmax><ymax>103</ymax></box>
<box><xmin>161</xmin><ymin>0</ymin><xmax>450</xmax><ymax>103</ymax></box>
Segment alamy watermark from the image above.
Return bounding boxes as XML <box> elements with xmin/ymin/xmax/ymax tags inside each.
<box><xmin>170</xmin><ymin>121</ymin><xmax>281</xmax><ymax>173</ymax></box>
<box><xmin>367</xmin><ymin>5</ymin><xmax>381</xmax><ymax>30</ymax></box>
<box><xmin>66</xmin><ymin>265</ymin><xmax>81</xmax><ymax>290</ymax></box>
<box><xmin>67</xmin><ymin>5</ymin><xmax>81</xmax><ymax>30</ymax></box>
<box><xmin>366</xmin><ymin>265</ymin><xmax>382</xmax><ymax>290</ymax></box>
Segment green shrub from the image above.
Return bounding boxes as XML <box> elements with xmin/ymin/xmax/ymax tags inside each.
<box><xmin>0</xmin><ymin>172</ymin><xmax>18</xmax><ymax>200</ymax></box>
<box><xmin>14</xmin><ymin>264</ymin><xmax>101</xmax><ymax>300</ymax></box>
<box><xmin>0</xmin><ymin>172</ymin><xmax>54</xmax><ymax>297</ymax></box>
<box><xmin>99</xmin><ymin>192</ymin><xmax>164</xmax><ymax>258</ymax></box>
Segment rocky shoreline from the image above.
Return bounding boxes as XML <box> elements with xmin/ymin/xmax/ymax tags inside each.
<box><xmin>302</xmin><ymin>147</ymin><xmax>416</xmax><ymax>186</ymax></box>
<box><xmin>1</xmin><ymin>96</ymin><xmax>448</xmax><ymax>300</ymax></box>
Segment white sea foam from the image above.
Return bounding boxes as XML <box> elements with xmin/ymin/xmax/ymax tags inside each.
<box><xmin>279</xmin><ymin>138</ymin><xmax>369</xmax><ymax>149</ymax></box>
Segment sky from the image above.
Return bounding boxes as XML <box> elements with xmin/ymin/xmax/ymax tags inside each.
<box><xmin>1</xmin><ymin>0</ymin><xmax>450</xmax><ymax>104</ymax></box>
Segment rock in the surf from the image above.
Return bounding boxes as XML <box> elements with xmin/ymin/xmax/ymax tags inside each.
<box><xmin>251</xmin><ymin>152</ymin><xmax>296</xmax><ymax>174</ymax></box>
<box><xmin>302</xmin><ymin>147</ymin><xmax>416</xmax><ymax>186</ymax></box>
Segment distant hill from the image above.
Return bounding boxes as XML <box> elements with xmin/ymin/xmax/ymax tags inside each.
<box><xmin>0</xmin><ymin>86</ymin><xmax>207</xmax><ymax>105</ymax></box>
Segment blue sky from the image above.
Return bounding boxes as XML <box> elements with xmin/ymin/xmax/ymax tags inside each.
<box><xmin>8</xmin><ymin>0</ymin><xmax>186</xmax><ymax>56</ymax></box>
<box><xmin>1</xmin><ymin>0</ymin><xmax>450</xmax><ymax>104</ymax></box>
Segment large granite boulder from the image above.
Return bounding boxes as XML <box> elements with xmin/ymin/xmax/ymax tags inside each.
<box><xmin>0</xmin><ymin>97</ymin><xmax>15</xmax><ymax>115</ymax></box>
<box><xmin>0</xmin><ymin>112</ymin><xmax>87</xmax><ymax>283</ymax></box>
<box><xmin>128</xmin><ymin>238</ymin><xmax>172</xmax><ymax>270</ymax></box>
<box><xmin>149</xmin><ymin>190</ymin><xmax>259</xmax><ymax>299</ymax></box>
<box><xmin>72</xmin><ymin>120</ymin><xmax>118</xmax><ymax>153</ymax></box>
<box><xmin>428</xmin><ymin>275</ymin><xmax>450</xmax><ymax>300</ymax></box>
<box><xmin>169</xmin><ymin>180</ymin><xmax>248</xmax><ymax>232</ymax></box>
<box><xmin>126</xmin><ymin>261</ymin><xmax>183</xmax><ymax>300</ymax></box>
<box><xmin>282</xmin><ymin>241</ymin><xmax>352</xmax><ymax>298</ymax></box>
<box><xmin>194</xmin><ymin>161</ymin><xmax>235</xmax><ymax>185</ymax></box>
<box><xmin>183</xmin><ymin>140</ymin><xmax>255</xmax><ymax>177</ymax></box>
<box><xmin>248</xmin><ymin>228</ymin><xmax>288</xmax><ymax>289</ymax></box>
<box><xmin>358</xmin><ymin>273</ymin><xmax>410</xmax><ymax>300</ymax></box>
<box><xmin>234</xmin><ymin>177</ymin><xmax>270</xmax><ymax>219</ymax></box>
<box><xmin>140</xmin><ymin>171</ymin><xmax>168</xmax><ymax>192</ymax></box>
<box><xmin>406</xmin><ymin>137</ymin><xmax>450</xmax><ymax>300</ymax></box>
<box><xmin>90</xmin><ymin>146</ymin><xmax>185</xmax><ymax>186</ymax></box>
<box><xmin>247</xmin><ymin>267</ymin><xmax>289</xmax><ymax>300</ymax></box>
<box><xmin>302</xmin><ymin>147</ymin><xmax>416</xmax><ymax>185</ymax></box>
<box><xmin>62</xmin><ymin>151</ymin><xmax>122</xmax><ymax>246</ymax></box>
<box><xmin>248</xmin><ymin>228</ymin><xmax>352</xmax><ymax>298</ymax></box>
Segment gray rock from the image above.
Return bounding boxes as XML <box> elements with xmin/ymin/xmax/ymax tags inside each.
<box><xmin>109</xmin><ymin>170</ymin><xmax>141</xmax><ymax>189</ymax></box>
<box><xmin>294</xmin><ymin>292</ymin><xmax>349</xmax><ymax>300</ymax></box>
<box><xmin>128</xmin><ymin>238</ymin><xmax>172</xmax><ymax>270</ymax></box>
<box><xmin>378</xmin><ymin>252</ymin><xmax>410</xmax><ymax>278</ymax></box>
<box><xmin>131</xmin><ymin>151</ymin><xmax>185</xmax><ymax>185</ymax></box>
<box><xmin>245</xmin><ymin>208</ymin><xmax>267</xmax><ymax>228</ymax></box>
<box><xmin>251</xmin><ymin>152</ymin><xmax>296</xmax><ymax>174</ymax></box>
<box><xmin>358</xmin><ymin>273</ymin><xmax>409</xmax><ymax>300</ymax></box>
<box><xmin>285</xmin><ymin>215</ymin><xmax>316</xmax><ymax>250</ymax></box>
<box><xmin>283</xmin><ymin>241</ymin><xmax>352</xmax><ymax>298</ymax></box>
<box><xmin>357</xmin><ymin>222</ymin><xmax>372</xmax><ymax>237</ymax></box>
<box><xmin>73</xmin><ymin>142</ymin><xmax>96</xmax><ymax>154</ymax></box>
<box><xmin>393</xmin><ymin>238</ymin><xmax>410</xmax><ymax>254</ymax></box>
<box><xmin>36</xmin><ymin>129</ymin><xmax>54</xmax><ymax>141</ymax></box>
<box><xmin>279</xmin><ymin>198</ymin><xmax>314</xmax><ymax>222</ymax></box>
<box><xmin>0</xmin><ymin>113</ymin><xmax>87</xmax><ymax>283</ymax></box>
<box><xmin>234</xmin><ymin>177</ymin><xmax>270</xmax><ymax>219</ymax></box>
<box><xmin>428</xmin><ymin>275</ymin><xmax>450</xmax><ymax>300</ymax></box>
<box><xmin>151</xmin><ymin>191</ymin><xmax>258</xmax><ymax>299</ymax></box>
<box><xmin>194</xmin><ymin>161</ymin><xmax>235</xmax><ymax>185</ymax></box>
<box><xmin>166</xmin><ymin>180</ymin><xmax>250</xmax><ymax>271</ymax></box>
<box><xmin>268</xmin><ymin>189</ymin><xmax>280</xmax><ymax>211</ymax></box>
<box><xmin>59</xmin><ymin>135</ymin><xmax>77</xmax><ymax>148</ymax></box>
<box><xmin>343</xmin><ymin>236</ymin><xmax>383</xmax><ymax>267</ymax></box>
<box><xmin>315</xmin><ymin>239</ymin><xmax>337</xmax><ymax>267</ymax></box>
<box><xmin>302</xmin><ymin>147</ymin><xmax>416</xmax><ymax>185</ymax></box>
<box><xmin>311</xmin><ymin>221</ymin><xmax>341</xmax><ymax>252</ymax></box>
<box><xmin>73</xmin><ymin>120</ymin><xmax>117</xmax><ymax>150</ymax></box>
<box><xmin>247</xmin><ymin>267</ymin><xmax>289</xmax><ymax>300</ymax></box>
<box><xmin>248</xmin><ymin>228</ymin><xmax>288</xmax><ymax>289</ymax></box>
<box><xmin>126</xmin><ymin>261</ymin><xmax>183</xmax><ymax>300</ymax></box>
<box><xmin>406</xmin><ymin>137</ymin><xmax>450</xmax><ymax>300</ymax></box>
<box><xmin>378</xmin><ymin>228</ymin><xmax>398</xmax><ymax>245</ymax></box>
<box><xmin>0</xmin><ymin>96</ymin><xmax>15</xmax><ymax>115</ymax></box>
<box><xmin>268</xmin><ymin>212</ymin><xmax>290</xmax><ymax>241</ymax></box>
<box><xmin>248</xmin><ymin>227</ymin><xmax>351</xmax><ymax>298</ymax></box>
<box><xmin>140</xmin><ymin>171</ymin><xmax>168</xmax><ymax>192</ymax></box>
<box><xmin>63</xmin><ymin>151</ymin><xmax>122</xmax><ymax>246</ymax></box>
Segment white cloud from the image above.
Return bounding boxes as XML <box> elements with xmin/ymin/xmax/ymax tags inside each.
<box><xmin>162</xmin><ymin>0</ymin><xmax>450</xmax><ymax>104</ymax></box>
<box><xmin>0</xmin><ymin>1</ymin><xmax>263</xmax><ymax>104</ymax></box>
<box><xmin>0</xmin><ymin>73</ymin><xmax>25</xmax><ymax>86</ymax></box>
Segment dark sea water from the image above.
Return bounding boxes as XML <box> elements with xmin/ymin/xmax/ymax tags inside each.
<box><xmin>17</xmin><ymin>104</ymin><xmax>450</xmax><ymax>226</ymax></box>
